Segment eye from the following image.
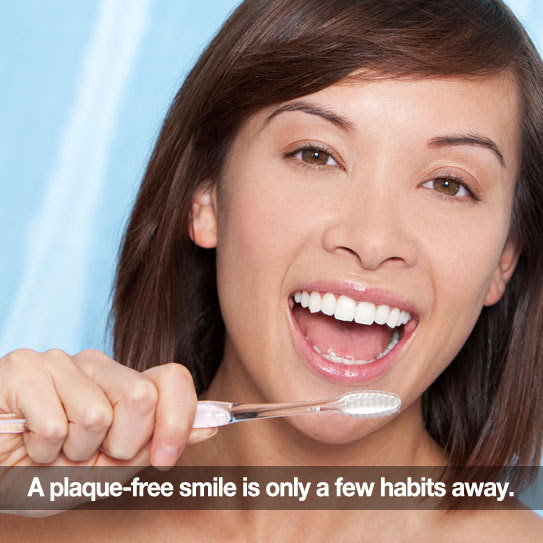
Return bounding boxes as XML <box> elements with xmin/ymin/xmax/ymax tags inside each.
<box><xmin>421</xmin><ymin>175</ymin><xmax>474</xmax><ymax>199</ymax></box>
<box><xmin>287</xmin><ymin>145</ymin><xmax>339</xmax><ymax>167</ymax></box>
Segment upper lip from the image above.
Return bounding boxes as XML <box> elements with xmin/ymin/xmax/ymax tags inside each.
<box><xmin>289</xmin><ymin>280</ymin><xmax>420</xmax><ymax>319</ymax></box>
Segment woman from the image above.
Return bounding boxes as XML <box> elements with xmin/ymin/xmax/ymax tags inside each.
<box><xmin>1</xmin><ymin>0</ymin><xmax>542</xmax><ymax>539</ymax></box>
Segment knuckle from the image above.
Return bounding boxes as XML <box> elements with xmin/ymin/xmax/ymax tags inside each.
<box><xmin>176</xmin><ymin>363</ymin><xmax>194</xmax><ymax>384</ymax></box>
<box><xmin>78</xmin><ymin>406</ymin><xmax>113</xmax><ymax>432</ymax></box>
<box><xmin>122</xmin><ymin>380</ymin><xmax>158</xmax><ymax>411</ymax></box>
<box><xmin>79</xmin><ymin>348</ymin><xmax>104</xmax><ymax>358</ymax></box>
<box><xmin>43</xmin><ymin>348</ymin><xmax>72</xmax><ymax>367</ymax></box>
<box><xmin>161</xmin><ymin>362</ymin><xmax>188</xmax><ymax>378</ymax></box>
<box><xmin>0</xmin><ymin>349</ymin><xmax>38</xmax><ymax>372</ymax></box>
<box><xmin>43</xmin><ymin>348</ymin><xmax>69</xmax><ymax>359</ymax></box>
<box><xmin>72</xmin><ymin>349</ymin><xmax>111</xmax><ymax>376</ymax></box>
<box><xmin>76</xmin><ymin>349</ymin><xmax>109</xmax><ymax>364</ymax></box>
<box><xmin>160</xmin><ymin>363</ymin><xmax>195</xmax><ymax>390</ymax></box>
<box><xmin>36</xmin><ymin>419</ymin><xmax>68</xmax><ymax>443</ymax></box>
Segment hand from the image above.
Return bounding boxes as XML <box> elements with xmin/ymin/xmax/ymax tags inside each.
<box><xmin>0</xmin><ymin>349</ymin><xmax>216</xmax><ymax>515</ymax></box>
<box><xmin>0</xmin><ymin>348</ymin><xmax>216</xmax><ymax>468</ymax></box>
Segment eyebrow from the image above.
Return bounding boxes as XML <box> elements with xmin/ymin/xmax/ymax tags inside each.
<box><xmin>262</xmin><ymin>101</ymin><xmax>355</xmax><ymax>132</ymax></box>
<box><xmin>262</xmin><ymin>102</ymin><xmax>506</xmax><ymax>168</ymax></box>
<box><xmin>427</xmin><ymin>133</ymin><xmax>506</xmax><ymax>168</ymax></box>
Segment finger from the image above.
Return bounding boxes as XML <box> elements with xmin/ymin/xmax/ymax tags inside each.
<box><xmin>142</xmin><ymin>363</ymin><xmax>198</xmax><ymax>467</ymax></box>
<box><xmin>41</xmin><ymin>350</ymin><xmax>113</xmax><ymax>462</ymax></box>
<box><xmin>94</xmin><ymin>442</ymin><xmax>151</xmax><ymax>468</ymax></box>
<box><xmin>187</xmin><ymin>427</ymin><xmax>218</xmax><ymax>446</ymax></box>
<box><xmin>0</xmin><ymin>350</ymin><xmax>67</xmax><ymax>464</ymax></box>
<box><xmin>73</xmin><ymin>350</ymin><xmax>157</xmax><ymax>461</ymax></box>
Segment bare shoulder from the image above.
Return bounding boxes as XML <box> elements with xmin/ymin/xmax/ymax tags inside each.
<box><xmin>446</xmin><ymin>508</ymin><xmax>543</xmax><ymax>542</ymax></box>
<box><xmin>0</xmin><ymin>511</ymin><xmax>71</xmax><ymax>543</ymax></box>
<box><xmin>0</xmin><ymin>509</ymin><xmax>210</xmax><ymax>542</ymax></box>
<box><xmin>495</xmin><ymin>508</ymin><xmax>543</xmax><ymax>541</ymax></box>
<box><xmin>0</xmin><ymin>510</ymin><xmax>154</xmax><ymax>542</ymax></box>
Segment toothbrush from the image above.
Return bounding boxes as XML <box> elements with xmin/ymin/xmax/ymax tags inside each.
<box><xmin>0</xmin><ymin>390</ymin><xmax>400</xmax><ymax>433</ymax></box>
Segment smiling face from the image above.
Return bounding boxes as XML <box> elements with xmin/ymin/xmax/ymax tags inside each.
<box><xmin>191</xmin><ymin>73</ymin><xmax>520</xmax><ymax>445</ymax></box>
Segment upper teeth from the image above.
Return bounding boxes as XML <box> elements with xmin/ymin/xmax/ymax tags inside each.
<box><xmin>293</xmin><ymin>291</ymin><xmax>410</xmax><ymax>328</ymax></box>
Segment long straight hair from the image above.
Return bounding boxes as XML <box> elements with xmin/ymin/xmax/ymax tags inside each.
<box><xmin>112</xmin><ymin>0</ymin><xmax>543</xmax><ymax>506</ymax></box>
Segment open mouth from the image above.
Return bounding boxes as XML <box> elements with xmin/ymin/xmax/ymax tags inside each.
<box><xmin>289</xmin><ymin>288</ymin><xmax>417</xmax><ymax>382</ymax></box>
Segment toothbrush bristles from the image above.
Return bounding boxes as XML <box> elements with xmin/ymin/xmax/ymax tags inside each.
<box><xmin>339</xmin><ymin>391</ymin><xmax>401</xmax><ymax>418</ymax></box>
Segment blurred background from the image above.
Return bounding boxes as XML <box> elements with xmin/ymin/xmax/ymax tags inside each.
<box><xmin>0</xmin><ymin>0</ymin><xmax>542</xmax><ymax>357</ymax></box>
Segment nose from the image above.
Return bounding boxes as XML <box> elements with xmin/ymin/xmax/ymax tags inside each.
<box><xmin>321</xmin><ymin>183</ymin><xmax>419</xmax><ymax>271</ymax></box>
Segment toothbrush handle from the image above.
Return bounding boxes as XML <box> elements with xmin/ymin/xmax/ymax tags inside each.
<box><xmin>0</xmin><ymin>402</ymin><xmax>232</xmax><ymax>433</ymax></box>
<box><xmin>228</xmin><ymin>398</ymin><xmax>338</xmax><ymax>423</ymax></box>
<box><xmin>0</xmin><ymin>398</ymin><xmax>341</xmax><ymax>433</ymax></box>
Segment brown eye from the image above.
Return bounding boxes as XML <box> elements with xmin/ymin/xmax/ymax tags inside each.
<box><xmin>293</xmin><ymin>147</ymin><xmax>338</xmax><ymax>166</ymax></box>
<box><xmin>422</xmin><ymin>176</ymin><xmax>470</xmax><ymax>197</ymax></box>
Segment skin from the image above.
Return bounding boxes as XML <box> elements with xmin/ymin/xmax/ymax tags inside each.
<box><xmin>1</xmin><ymin>73</ymin><xmax>542</xmax><ymax>540</ymax></box>
<box><xmin>192</xmin><ymin>72</ymin><xmax>521</xmax><ymax>463</ymax></box>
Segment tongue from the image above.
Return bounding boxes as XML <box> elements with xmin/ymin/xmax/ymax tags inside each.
<box><xmin>293</xmin><ymin>305</ymin><xmax>393</xmax><ymax>361</ymax></box>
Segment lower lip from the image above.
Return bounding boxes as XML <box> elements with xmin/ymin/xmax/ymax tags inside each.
<box><xmin>288</xmin><ymin>300</ymin><xmax>417</xmax><ymax>384</ymax></box>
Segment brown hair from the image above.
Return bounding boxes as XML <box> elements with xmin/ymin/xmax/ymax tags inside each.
<box><xmin>111</xmin><ymin>0</ymin><xmax>543</xmax><ymax>504</ymax></box>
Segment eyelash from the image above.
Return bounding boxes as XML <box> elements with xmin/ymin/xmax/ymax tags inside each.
<box><xmin>285</xmin><ymin>144</ymin><xmax>479</xmax><ymax>202</ymax></box>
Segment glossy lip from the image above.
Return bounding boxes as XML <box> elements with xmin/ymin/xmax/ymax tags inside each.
<box><xmin>287</xmin><ymin>281</ymin><xmax>419</xmax><ymax>384</ymax></box>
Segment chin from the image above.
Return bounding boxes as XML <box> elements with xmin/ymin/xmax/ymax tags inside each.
<box><xmin>285</xmin><ymin>410</ymin><xmax>392</xmax><ymax>446</ymax></box>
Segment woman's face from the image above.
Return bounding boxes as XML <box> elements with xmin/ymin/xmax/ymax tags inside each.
<box><xmin>192</xmin><ymin>73</ymin><xmax>520</xmax><ymax>444</ymax></box>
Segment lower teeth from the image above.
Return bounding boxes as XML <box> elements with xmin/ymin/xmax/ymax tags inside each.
<box><xmin>312</xmin><ymin>329</ymin><xmax>401</xmax><ymax>366</ymax></box>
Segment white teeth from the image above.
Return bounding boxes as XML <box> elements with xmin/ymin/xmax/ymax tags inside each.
<box><xmin>321</xmin><ymin>293</ymin><xmax>336</xmax><ymax>315</ymax></box>
<box><xmin>374</xmin><ymin>304</ymin><xmax>390</xmax><ymax>325</ymax></box>
<box><xmin>293</xmin><ymin>290</ymin><xmax>411</xmax><ymax>329</ymax></box>
<box><xmin>317</xmin><ymin>329</ymin><xmax>401</xmax><ymax>366</ymax></box>
<box><xmin>322</xmin><ymin>353</ymin><xmax>370</xmax><ymax>365</ymax></box>
<box><xmin>295</xmin><ymin>290</ymin><xmax>409</xmax><ymax>366</ymax></box>
<box><xmin>386</xmin><ymin>307</ymin><xmax>401</xmax><ymax>328</ymax></box>
<box><xmin>308</xmin><ymin>291</ymin><xmax>321</xmax><ymax>313</ymax></box>
<box><xmin>334</xmin><ymin>295</ymin><xmax>356</xmax><ymax>322</ymax></box>
<box><xmin>354</xmin><ymin>301</ymin><xmax>375</xmax><ymax>325</ymax></box>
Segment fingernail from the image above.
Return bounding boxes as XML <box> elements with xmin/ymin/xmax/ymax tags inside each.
<box><xmin>187</xmin><ymin>427</ymin><xmax>218</xmax><ymax>445</ymax></box>
<box><xmin>153</xmin><ymin>445</ymin><xmax>181</xmax><ymax>468</ymax></box>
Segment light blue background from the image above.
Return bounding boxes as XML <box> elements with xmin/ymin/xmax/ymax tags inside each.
<box><xmin>0</xmin><ymin>0</ymin><xmax>541</xmax><ymax>357</ymax></box>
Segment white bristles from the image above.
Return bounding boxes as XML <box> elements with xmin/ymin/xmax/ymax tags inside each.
<box><xmin>339</xmin><ymin>391</ymin><xmax>401</xmax><ymax>418</ymax></box>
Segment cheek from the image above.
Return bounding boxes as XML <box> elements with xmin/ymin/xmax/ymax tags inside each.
<box><xmin>423</xmin><ymin>211</ymin><xmax>505</xmax><ymax>306</ymax></box>
<box><xmin>409</xmin><ymin>204</ymin><xmax>508</xmax><ymax>379</ymax></box>
<box><xmin>217</xmin><ymin>173</ymin><xmax>315</xmax><ymax>283</ymax></box>
<box><xmin>214</xmin><ymin>171</ymin><xmax>307</xmax><ymax>365</ymax></box>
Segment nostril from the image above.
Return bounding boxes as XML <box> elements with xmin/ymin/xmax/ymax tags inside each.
<box><xmin>337</xmin><ymin>246</ymin><xmax>405</xmax><ymax>269</ymax></box>
<box><xmin>337</xmin><ymin>246</ymin><xmax>358</xmax><ymax>258</ymax></box>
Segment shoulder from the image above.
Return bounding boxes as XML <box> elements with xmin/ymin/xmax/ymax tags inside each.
<box><xmin>0</xmin><ymin>509</ymin><xmax>206</xmax><ymax>542</ymax></box>
<box><xmin>446</xmin><ymin>508</ymin><xmax>543</xmax><ymax>542</ymax></box>
<box><xmin>0</xmin><ymin>510</ymin><xmax>145</xmax><ymax>542</ymax></box>
<box><xmin>493</xmin><ymin>509</ymin><xmax>543</xmax><ymax>541</ymax></box>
